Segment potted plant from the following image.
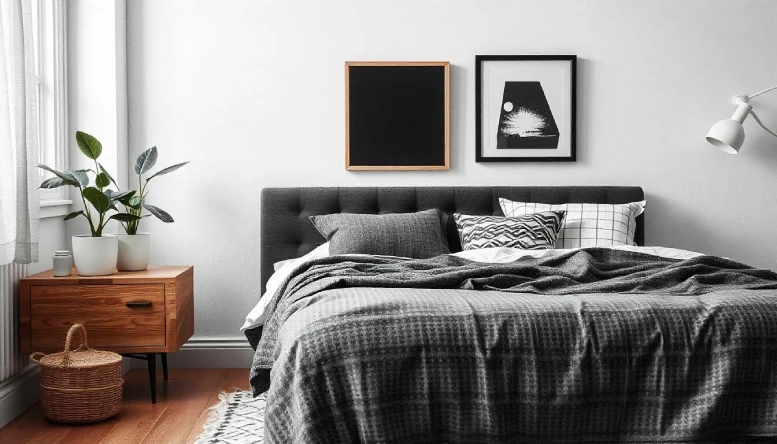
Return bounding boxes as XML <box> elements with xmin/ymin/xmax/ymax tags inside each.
<box><xmin>38</xmin><ymin>131</ymin><xmax>141</xmax><ymax>276</ymax></box>
<box><xmin>115</xmin><ymin>146</ymin><xmax>188</xmax><ymax>271</ymax></box>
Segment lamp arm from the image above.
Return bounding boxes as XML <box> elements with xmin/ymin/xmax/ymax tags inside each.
<box><xmin>741</xmin><ymin>84</ymin><xmax>777</xmax><ymax>139</ymax></box>
<box><xmin>747</xmin><ymin>84</ymin><xmax>777</xmax><ymax>100</ymax></box>
<box><xmin>749</xmin><ymin>110</ymin><xmax>777</xmax><ymax>140</ymax></box>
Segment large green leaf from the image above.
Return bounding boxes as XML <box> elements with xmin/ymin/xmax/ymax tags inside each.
<box><xmin>98</xmin><ymin>163</ymin><xmax>118</xmax><ymax>188</ymax></box>
<box><xmin>109</xmin><ymin>190</ymin><xmax>136</xmax><ymax>204</ymax></box>
<box><xmin>64</xmin><ymin>170</ymin><xmax>89</xmax><ymax>187</ymax></box>
<box><xmin>82</xmin><ymin>187</ymin><xmax>110</xmax><ymax>213</ymax></box>
<box><xmin>104</xmin><ymin>189</ymin><xmax>136</xmax><ymax>203</ymax></box>
<box><xmin>134</xmin><ymin>147</ymin><xmax>158</xmax><ymax>175</ymax></box>
<box><xmin>109</xmin><ymin>213</ymin><xmax>143</xmax><ymax>223</ymax></box>
<box><xmin>39</xmin><ymin>176</ymin><xmax>67</xmax><ymax>189</ymax></box>
<box><xmin>104</xmin><ymin>190</ymin><xmax>117</xmax><ymax>211</ymax></box>
<box><xmin>128</xmin><ymin>195</ymin><xmax>142</xmax><ymax>209</ymax></box>
<box><xmin>143</xmin><ymin>204</ymin><xmax>173</xmax><ymax>223</ymax></box>
<box><xmin>147</xmin><ymin>161</ymin><xmax>189</xmax><ymax>181</ymax></box>
<box><xmin>64</xmin><ymin>210</ymin><xmax>84</xmax><ymax>221</ymax></box>
<box><xmin>75</xmin><ymin>131</ymin><xmax>103</xmax><ymax>160</ymax></box>
<box><xmin>95</xmin><ymin>173</ymin><xmax>110</xmax><ymax>189</ymax></box>
<box><xmin>119</xmin><ymin>194</ymin><xmax>137</xmax><ymax>206</ymax></box>
<box><xmin>37</xmin><ymin>164</ymin><xmax>76</xmax><ymax>182</ymax></box>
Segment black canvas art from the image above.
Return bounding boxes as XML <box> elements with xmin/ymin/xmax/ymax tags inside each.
<box><xmin>496</xmin><ymin>82</ymin><xmax>559</xmax><ymax>149</ymax></box>
<box><xmin>346</xmin><ymin>62</ymin><xmax>450</xmax><ymax>170</ymax></box>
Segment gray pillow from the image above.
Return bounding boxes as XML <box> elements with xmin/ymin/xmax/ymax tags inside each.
<box><xmin>310</xmin><ymin>209</ymin><xmax>450</xmax><ymax>259</ymax></box>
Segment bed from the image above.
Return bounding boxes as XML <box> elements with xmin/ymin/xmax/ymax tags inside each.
<box><xmin>246</xmin><ymin>186</ymin><xmax>777</xmax><ymax>443</ymax></box>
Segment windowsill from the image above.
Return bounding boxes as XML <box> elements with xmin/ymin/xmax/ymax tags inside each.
<box><xmin>40</xmin><ymin>199</ymin><xmax>73</xmax><ymax>219</ymax></box>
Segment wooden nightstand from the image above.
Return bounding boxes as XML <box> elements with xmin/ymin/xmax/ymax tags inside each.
<box><xmin>19</xmin><ymin>266</ymin><xmax>194</xmax><ymax>403</ymax></box>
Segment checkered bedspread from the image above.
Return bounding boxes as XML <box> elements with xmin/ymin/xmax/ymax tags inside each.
<box><xmin>248</xmin><ymin>249</ymin><xmax>777</xmax><ymax>443</ymax></box>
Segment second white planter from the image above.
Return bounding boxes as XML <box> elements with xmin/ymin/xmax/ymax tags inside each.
<box><xmin>72</xmin><ymin>235</ymin><xmax>118</xmax><ymax>276</ymax></box>
<box><xmin>117</xmin><ymin>233</ymin><xmax>151</xmax><ymax>271</ymax></box>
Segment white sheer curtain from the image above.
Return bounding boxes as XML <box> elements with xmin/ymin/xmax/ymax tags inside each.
<box><xmin>0</xmin><ymin>0</ymin><xmax>39</xmax><ymax>266</ymax></box>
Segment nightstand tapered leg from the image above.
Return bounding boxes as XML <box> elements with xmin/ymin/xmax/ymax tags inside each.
<box><xmin>147</xmin><ymin>353</ymin><xmax>157</xmax><ymax>403</ymax></box>
<box><xmin>161</xmin><ymin>353</ymin><xmax>168</xmax><ymax>381</ymax></box>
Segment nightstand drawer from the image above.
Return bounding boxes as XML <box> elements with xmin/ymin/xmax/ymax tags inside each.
<box><xmin>30</xmin><ymin>284</ymin><xmax>166</xmax><ymax>350</ymax></box>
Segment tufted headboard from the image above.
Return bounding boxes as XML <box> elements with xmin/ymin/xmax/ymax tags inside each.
<box><xmin>260</xmin><ymin>186</ymin><xmax>645</xmax><ymax>293</ymax></box>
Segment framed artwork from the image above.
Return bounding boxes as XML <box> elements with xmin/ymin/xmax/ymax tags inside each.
<box><xmin>475</xmin><ymin>55</ymin><xmax>576</xmax><ymax>162</ymax></box>
<box><xmin>345</xmin><ymin>61</ymin><xmax>450</xmax><ymax>170</ymax></box>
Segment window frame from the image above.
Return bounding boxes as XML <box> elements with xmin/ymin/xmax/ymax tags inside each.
<box><xmin>35</xmin><ymin>0</ymin><xmax>69</xmax><ymax>212</ymax></box>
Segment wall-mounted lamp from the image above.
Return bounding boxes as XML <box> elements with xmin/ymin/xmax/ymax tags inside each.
<box><xmin>706</xmin><ymin>85</ymin><xmax>777</xmax><ymax>154</ymax></box>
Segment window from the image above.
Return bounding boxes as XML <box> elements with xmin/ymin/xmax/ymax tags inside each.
<box><xmin>33</xmin><ymin>0</ymin><xmax>68</xmax><ymax>206</ymax></box>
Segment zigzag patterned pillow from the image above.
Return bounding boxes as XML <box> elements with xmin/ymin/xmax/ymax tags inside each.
<box><xmin>499</xmin><ymin>198</ymin><xmax>646</xmax><ymax>248</ymax></box>
<box><xmin>454</xmin><ymin>211</ymin><xmax>566</xmax><ymax>251</ymax></box>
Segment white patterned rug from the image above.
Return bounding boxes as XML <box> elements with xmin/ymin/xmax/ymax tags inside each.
<box><xmin>195</xmin><ymin>390</ymin><xmax>266</xmax><ymax>444</ymax></box>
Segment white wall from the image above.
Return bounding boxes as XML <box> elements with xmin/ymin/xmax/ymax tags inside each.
<box><xmin>127</xmin><ymin>0</ymin><xmax>777</xmax><ymax>341</ymax></box>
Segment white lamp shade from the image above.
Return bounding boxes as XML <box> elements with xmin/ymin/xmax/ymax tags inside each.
<box><xmin>705</xmin><ymin>101</ymin><xmax>752</xmax><ymax>154</ymax></box>
<box><xmin>706</xmin><ymin>119</ymin><xmax>745</xmax><ymax>154</ymax></box>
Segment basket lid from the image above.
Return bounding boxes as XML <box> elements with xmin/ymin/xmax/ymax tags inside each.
<box><xmin>35</xmin><ymin>348</ymin><xmax>121</xmax><ymax>369</ymax></box>
<box><xmin>29</xmin><ymin>324</ymin><xmax>122</xmax><ymax>369</ymax></box>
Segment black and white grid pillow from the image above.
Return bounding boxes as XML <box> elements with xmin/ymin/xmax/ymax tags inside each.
<box><xmin>499</xmin><ymin>198</ymin><xmax>646</xmax><ymax>248</ymax></box>
<box><xmin>454</xmin><ymin>211</ymin><xmax>566</xmax><ymax>251</ymax></box>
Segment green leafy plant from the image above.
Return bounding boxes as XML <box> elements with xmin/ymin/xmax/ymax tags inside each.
<box><xmin>37</xmin><ymin>131</ymin><xmax>142</xmax><ymax>237</ymax></box>
<box><xmin>120</xmin><ymin>146</ymin><xmax>189</xmax><ymax>235</ymax></box>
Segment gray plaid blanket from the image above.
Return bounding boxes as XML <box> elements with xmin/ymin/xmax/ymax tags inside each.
<box><xmin>248</xmin><ymin>248</ymin><xmax>777</xmax><ymax>443</ymax></box>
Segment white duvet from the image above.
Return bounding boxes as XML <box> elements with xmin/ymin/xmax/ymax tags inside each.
<box><xmin>240</xmin><ymin>244</ymin><xmax>704</xmax><ymax>332</ymax></box>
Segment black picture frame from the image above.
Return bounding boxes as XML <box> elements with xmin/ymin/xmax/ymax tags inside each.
<box><xmin>475</xmin><ymin>55</ymin><xmax>577</xmax><ymax>162</ymax></box>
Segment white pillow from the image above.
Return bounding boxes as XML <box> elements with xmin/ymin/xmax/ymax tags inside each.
<box><xmin>241</xmin><ymin>242</ymin><xmax>330</xmax><ymax>331</ymax></box>
<box><xmin>499</xmin><ymin>198</ymin><xmax>645</xmax><ymax>248</ymax></box>
<box><xmin>273</xmin><ymin>257</ymin><xmax>298</xmax><ymax>272</ymax></box>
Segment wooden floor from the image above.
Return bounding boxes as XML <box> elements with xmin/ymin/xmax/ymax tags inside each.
<box><xmin>0</xmin><ymin>368</ymin><xmax>250</xmax><ymax>444</ymax></box>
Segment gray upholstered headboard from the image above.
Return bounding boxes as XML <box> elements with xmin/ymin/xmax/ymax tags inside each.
<box><xmin>260</xmin><ymin>186</ymin><xmax>645</xmax><ymax>293</ymax></box>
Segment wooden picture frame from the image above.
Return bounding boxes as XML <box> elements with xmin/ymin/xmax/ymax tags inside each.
<box><xmin>345</xmin><ymin>61</ymin><xmax>450</xmax><ymax>171</ymax></box>
<box><xmin>476</xmin><ymin>55</ymin><xmax>576</xmax><ymax>162</ymax></box>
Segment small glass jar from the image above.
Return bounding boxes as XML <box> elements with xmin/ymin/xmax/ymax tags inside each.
<box><xmin>53</xmin><ymin>250</ymin><xmax>72</xmax><ymax>277</ymax></box>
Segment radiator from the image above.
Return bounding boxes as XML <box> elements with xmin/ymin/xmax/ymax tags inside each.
<box><xmin>0</xmin><ymin>263</ymin><xmax>27</xmax><ymax>383</ymax></box>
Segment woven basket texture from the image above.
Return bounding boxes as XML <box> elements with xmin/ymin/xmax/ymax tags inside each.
<box><xmin>31</xmin><ymin>324</ymin><xmax>124</xmax><ymax>423</ymax></box>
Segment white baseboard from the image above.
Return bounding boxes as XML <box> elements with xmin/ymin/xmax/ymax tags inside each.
<box><xmin>129</xmin><ymin>337</ymin><xmax>254</xmax><ymax>369</ymax></box>
<box><xmin>0</xmin><ymin>365</ymin><xmax>40</xmax><ymax>429</ymax></box>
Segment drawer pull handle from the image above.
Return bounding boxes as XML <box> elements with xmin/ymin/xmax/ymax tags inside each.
<box><xmin>126</xmin><ymin>301</ymin><xmax>153</xmax><ymax>308</ymax></box>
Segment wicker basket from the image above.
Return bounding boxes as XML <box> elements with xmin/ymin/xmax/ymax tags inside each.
<box><xmin>30</xmin><ymin>324</ymin><xmax>123</xmax><ymax>424</ymax></box>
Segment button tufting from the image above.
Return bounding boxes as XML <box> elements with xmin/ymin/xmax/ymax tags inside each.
<box><xmin>260</xmin><ymin>186</ymin><xmax>646</xmax><ymax>293</ymax></box>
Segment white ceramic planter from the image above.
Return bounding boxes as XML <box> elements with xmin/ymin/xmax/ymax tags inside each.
<box><xmin>117</xmin><ymin>233</ymin><xmax>151</xmax><ymax>271</ymax></box>
<box><xmin>71</xmin><ymin>235</ymin><xmax>118</xmax><ymax>276</ymax></box>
